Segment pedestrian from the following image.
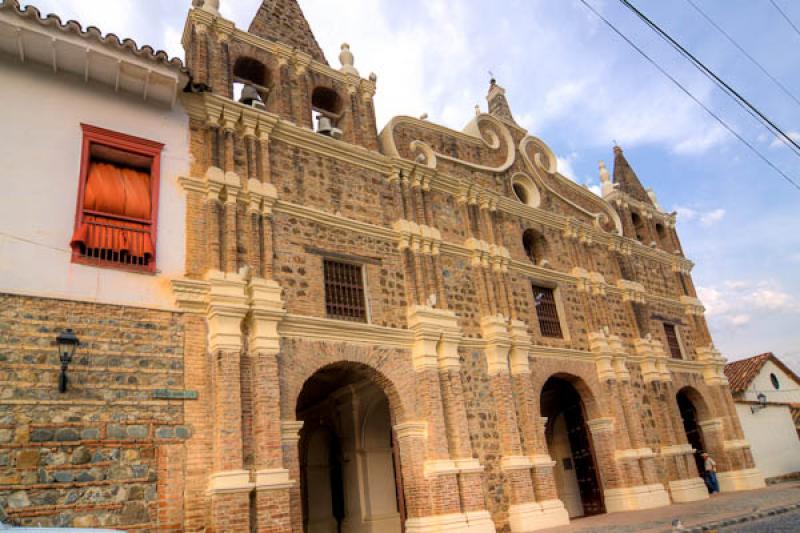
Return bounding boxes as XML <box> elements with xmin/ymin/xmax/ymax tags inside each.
<box><xmin>701</xmin><ymin>451</ymin><xmax>720</xmax><ymax>494</ymax></box>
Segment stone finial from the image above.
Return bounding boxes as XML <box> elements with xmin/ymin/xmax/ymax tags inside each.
<box><xmin>599</xmin><ymin>161</ymin><xmax>615</xmax><ymax>198</ymax></box>
<box><xmin>198</xmin><ymin>0</ymin><xmax>220</xmax><ymax>15</ymax></box>
<box><xmin>475</xmin><ymin>104</ymin><xmax>481</xmax><ymax>116</ymax></box>
<box><xmin>369</xmin><ymin>72</ymin><xmax>377</xmax><ymax>82</ymax></box>
<box><xmin>339</xmin><ymin>43</ymin><xmax>359</xmax><ymax>76</ymax></box>
<box><xmin>646</xmin><ymin>188</ymin><xmax>663</xmax><ymax>210</ymax></box>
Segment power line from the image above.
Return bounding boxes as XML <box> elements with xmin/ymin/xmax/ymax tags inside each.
<box><xmin>770</xmin><ymin>0</ymin><xmax>800</xmax><ymax>39</ymax></box>
<box><xmin>576</xmin><ymin>0</ymin><xmax>800</xmax><ymax>192</ymax></box>
<box><xmin>618</xmin><ymin>0</ymin><xmax>800</xmax><ymax>158</ymax></box>
<box><xmin>686</xmin><ymin>0</ymin><xmax>800</xmax><ymax>109</ymax></box>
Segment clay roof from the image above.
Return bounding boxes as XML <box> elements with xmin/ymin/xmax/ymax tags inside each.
<box><xmin>612</xmin><ymin>146</ymin><xmax>654</xmax><ymax>205</ymax></box>
<box><xmin>724</xmin><ymin>352</ymin><xmax>800</xmax><ymax>395</ymax></box>
<box><xmin>0</xmin><ymin>0</ymin><xmax>187</xmax><ymax>73</ymax></box>
<box><xmin>248</xmin><ymin>0</ymin><xmax>328</xmax><ymax>65</ymax></box>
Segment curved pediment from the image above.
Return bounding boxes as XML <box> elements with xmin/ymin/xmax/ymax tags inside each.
<box><xmin>380</xmin><ymin>112</ymin><xmax>622</xmax><ymax>235</ymax></box>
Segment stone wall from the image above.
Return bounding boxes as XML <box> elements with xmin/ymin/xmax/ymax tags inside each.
<box><xmin>0</xmin><ymin>294</ymin><xmax>190</xmax><ymax>530</ymax></box>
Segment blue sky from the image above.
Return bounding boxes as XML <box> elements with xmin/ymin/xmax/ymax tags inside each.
<box><xmin>26</xmin><ymin>0</ymin><xmax>800</xmax><ymax>370</ymax></box>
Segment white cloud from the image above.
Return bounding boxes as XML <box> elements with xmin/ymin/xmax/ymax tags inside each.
<box><xmin>674</xmin><ymin>206</ymin><xmax>725</xmax><ymax>226</ymax></box>
<box><xmin>769</xmin><ymin>130</ymin><xmax>800</xmax><ymax>149</ymax></box>
<box><xmin>698</xmin><ymin>281</ymin><xmax>798</xmax><ymax>330</ymax></box>
<box><xmin>556</xmin><ymin>154</ymin><xmax>577</xmax><ymax>180</ymax></box>
<box><xmin>700</xmin><ymin>208</ymin><xmax>725</xmax><ymax>226</ymax></box>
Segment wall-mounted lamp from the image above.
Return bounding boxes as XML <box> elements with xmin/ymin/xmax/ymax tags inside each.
<box><xmin>56</xmin><ymin>329</ymin><xmax>80</xmax><ymax>393</ymax></box>
<box><xmin>750</xmin><ymin>392</ymin><xmax>767</xmax><ymax>414</ymax></box>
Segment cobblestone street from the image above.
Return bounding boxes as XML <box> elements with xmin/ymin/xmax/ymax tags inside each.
<box><xmin>540</xmin><ymin>482</ymin><xmax>800</xmax><ymax>532</ymax></box>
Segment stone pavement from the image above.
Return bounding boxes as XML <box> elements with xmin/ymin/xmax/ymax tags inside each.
<box><xmin>539</xmin><ymin>481</ymin><xmax>800</xmax><ymax>532</ymax></box>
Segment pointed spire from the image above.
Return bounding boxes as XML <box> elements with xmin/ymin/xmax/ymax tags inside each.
<box><xmin>486</xmin><ymin>78</ymin><xmax>517</xmax><ymax>124</ymax></box>
<box><xmin>248</xmin><ymin>0</ymin><xmax>328</xmax><ymax>65</ymax></box>
<box><xmin>612</xmin><ymin>145</ymin><xmax>653</xmax><ymax>205</ymax></box>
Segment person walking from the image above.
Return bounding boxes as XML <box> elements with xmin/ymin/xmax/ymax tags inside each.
<box><xmin>702</xmin><ymin>452</ymin><xmax>720</xmax><ymax>494</ymax></box>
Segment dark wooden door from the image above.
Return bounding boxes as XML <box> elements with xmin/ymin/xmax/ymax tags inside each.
<box><xmin>677</xmin><ymin>393</ymin><xmax>706</xmax><ymax>476</ymax></box>
<box><xmin>564</xmin><ymin>403</ymin><xmax>605</xmax><ymax>516</ymax></box>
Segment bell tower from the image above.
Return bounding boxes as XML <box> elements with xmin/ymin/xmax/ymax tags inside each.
<box><xmin>183</xmin><ymin>0</ymin><xmax>380</xmax><ymax>150</ymax></box>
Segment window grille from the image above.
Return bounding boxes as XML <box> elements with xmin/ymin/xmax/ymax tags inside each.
<box><xmin>533</xmin><ymin>285</ymin><xmax>563</xmax><ymax>338</ymax></box>
<box><xmin>324</xmin><ymin>260</ymin><xmax>367</xmax><ymax>322</ymax></box>
<box><xmin>664</xmin><ymin>323</ymin><xmax>683</xmax><ymax>359</ymax></box>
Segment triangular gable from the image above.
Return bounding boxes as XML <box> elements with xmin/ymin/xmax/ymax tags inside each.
<box><xmin>248</xmin><ymin>0</ymin><xmax>328</xmax><ymax>65</ymax></box>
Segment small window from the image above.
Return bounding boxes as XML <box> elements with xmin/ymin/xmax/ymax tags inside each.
<box><xmin>663</xmin><ymin>323</ymin><xmax>683</xmax><ymax>359</ymax></box>
<box><xmin>513</xmin><ymin>183</ymin><xmax>528</xmax><ymax>204</ymax></box>
<box><xmin>323</xmin><ymin>259</ymin><xmax>367</xmax><ymax>322</ymax></box>
<box><xmin>655</xmin><ymin>223</ymin><xmax>667</xmax><ymax>242</ymax></box>
<box><xmin>770</xmin><ymin>373</ymin><xmax>780</xmax><ymax>390</ymax></box>
<box><xmin>631</xmin><ymin>212</ymin><xmax>645</xmax><ymax>242</ymax></box>
<box><xmin>70</xmin><ymin>125</ymin><xmax>162</xmax><ymax>272</ymax></box>
<box><xmin>533</xmin><ymin>285</ymin><xmax>563</xmax><ymax>338</ymax></box>
<box><xmin>522</xmin><ymin>229</ymin><xmax>548</xmax><ymax>266</ymax></box>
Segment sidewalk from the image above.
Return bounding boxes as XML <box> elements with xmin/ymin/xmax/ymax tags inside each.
<box><xmin>539</xmin><ymin>481</ymin><xmax>800</xmax><ymax>532</ymax></box>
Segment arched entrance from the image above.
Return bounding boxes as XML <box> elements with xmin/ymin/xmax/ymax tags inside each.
<box><xmin>676</xmin><ymin>388</ymin><xmax>707</xmax><ymax>476</ymax></box>
<box><xmin>297</xmin><ymin>362</ymin><xmax>404</xmax><ymax>533</ymax></box>
<box><xmin>541</xmin><ymin>376</ymin><xmax>605</xmax><ymax>518</ymax></box>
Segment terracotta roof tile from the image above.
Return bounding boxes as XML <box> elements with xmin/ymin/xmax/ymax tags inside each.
<box><xmin>724</xmin><ymin>352</ymin><xmax>773</xmax><ymax>394</ymax></box>
<box><xmin>1</xmin><ymin>0</ymin><xmax>187</xmax><ymax>73</ymax></box>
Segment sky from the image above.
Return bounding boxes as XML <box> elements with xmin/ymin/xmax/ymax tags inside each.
<box><xmin>24</xmin><ymin>0</ymin><xmax>800</xmax><ymax>371</ymax></box>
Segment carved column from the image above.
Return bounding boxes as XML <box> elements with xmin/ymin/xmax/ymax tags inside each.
<box><xmin>482</xmin><ymin>315</ymin><xmax>542</xmax><ymax>532</ymax></box>
<box><xmin>508</xmin><ymin>321</ymin><xmax>570</xmax><ymax>530</ymax></box>
<box><xmin>406</xmin><ymin>306</ymin><xmax>495</xmax><ymax>533</ymax></box>
<box><xmin>206</xmin><ymin>271</ymin><xmax>252</xmax><ymax>531</ymax></box>
<box><xmin>249</xmin><ymin>278</ymin><xmax>292</xmax><ymax>533</ymax></box>
<box><xmin>281</xmin><ymin>421</ymin><xmax>304</xmax><ymax>533</ymax></box>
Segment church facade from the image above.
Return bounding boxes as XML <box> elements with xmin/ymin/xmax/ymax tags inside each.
<box><xmin>0</xmin><ymin>0</ymin><xmax>764</xmax><ymax>531</ymax></box>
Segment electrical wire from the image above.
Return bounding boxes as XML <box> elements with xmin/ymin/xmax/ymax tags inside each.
<box><xmin>686</xmin><ymin>0</ymin><xmax>800</xmax><ymax>109</ymax></box>
<box><xmin>770</xmin><ymin>0</ymin><xmax>800</xmax><ymax>39</ymax></box>
<box><xmin>577</xmin><ymin>0</ymin><xmax>800</xmax><ymax>192</ymax></box>
<box><xmin>618</xmin><ymin>0</ymin><xmax>800</xmax><ymax>158</ymax></box>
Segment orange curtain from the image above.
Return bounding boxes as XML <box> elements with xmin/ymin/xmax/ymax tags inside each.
<box><xmin>83</xmin><ymin>162</ymin><xmax>151</xmax><ymax>219</ymax></box>
<box><xmin>71</xmin><ymin>162</ymin><xmax>154</xmax><ymax>259</ymax></box>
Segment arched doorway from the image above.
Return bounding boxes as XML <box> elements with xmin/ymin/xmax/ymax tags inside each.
<box><xmin>541</xmin><ymin>376</ymin><xmax>605</xmax><ymax>518</ymax></box>
<box><xmin>297</xmin><ymin>363</ymin><xmax>404</xmax><ymax>533</ymax></box>
<box><xmin>676</xmin><ymin>388</ymin><xmax>707</xmax><ymax>476</ymax></box>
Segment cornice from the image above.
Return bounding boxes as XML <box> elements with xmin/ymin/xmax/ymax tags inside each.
<box><xmin>278</xmin><ymin>314</ymin><xmax>413</xmax><ymax>348</ymax></box>
<box><xmin>273</xmin><ymin>201</ymin><xmax>396</xmax><ymax>240</ymax></box>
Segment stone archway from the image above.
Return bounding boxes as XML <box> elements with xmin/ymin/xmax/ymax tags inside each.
<box><xmin>541</xmin><ymin>376</ymin><xmax>605</xmax><ymax>518</ymax></box>
<box><xmin>676</xmin><ymin>387</ymin><xmax>711</xmax><ymax>476</ymax></box>
<box><xmin>296</xmin><ymin>362</ymin><xmax>404</xmax><ymax>533</ymax></box>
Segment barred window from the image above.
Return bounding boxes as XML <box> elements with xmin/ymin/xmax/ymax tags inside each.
<box><xmin>533</xmin><ymin>285</ymin><xmax>563</xmax><ymax>338</ymax></box>
<box><xmin>664</xmin><ymin>323</ymin><xmax>683</xmax><ymax>359</ymax></box>
<box><xmin>324</xmin><ymin>260</ymin><xmax>367</xmax><ymax>322</ymax></box>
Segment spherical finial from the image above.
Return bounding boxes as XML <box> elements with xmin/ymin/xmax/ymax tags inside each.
<box><xmin>339</xmin><ymin>43</ymin><xmax>359</xmax><ymax>76</ymax></box>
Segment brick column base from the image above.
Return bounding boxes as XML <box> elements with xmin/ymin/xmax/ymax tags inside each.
<box><xmin>254</xmin><ymin>488</ymin><xmax>292</xmax><ymax>533</ymax></box>
<box><xmin>211</xmin><ymin>491</ymin><xmax>251</xmax><ymax>532</ymax></box>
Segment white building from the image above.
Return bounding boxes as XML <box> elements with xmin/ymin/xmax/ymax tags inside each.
<box><xmin>725</xmin><ymin>353</ymin><xmax>800</xmax><ymax>480</ymax></box>
<box><xmin>0</xmin><ymin>1</ymin><xmax>190</xmax><ymax>311</ymax></box>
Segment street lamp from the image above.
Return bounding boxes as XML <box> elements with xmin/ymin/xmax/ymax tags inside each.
<box><xmin>56</xmin><ymin>329</ymin><xmax>80</xmax><ymax>393</ymax></box>
<box><xmin>751</xmin><ymin>392</ymin><xmax>767</xmax><ymax>414</ymax></box>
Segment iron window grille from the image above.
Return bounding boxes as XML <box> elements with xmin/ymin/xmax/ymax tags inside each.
<box><xmin>324</xmin><ymin>259</ymin><xmax>367</xmax><ymax>322</ymax></box>
<box><xmin>533</xmin><ymin>285</ymin><xmax>563</xmax><ymax>338</ymax></box>
<box><xmin>664</xmin><ymin>323</ymin><xmax>683</xmax><ymax>359</ymax></box>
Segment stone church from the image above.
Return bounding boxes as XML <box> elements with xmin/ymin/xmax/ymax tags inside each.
<box><xmin>0</xmin><ymin>0</ymin><xmax>764</xmax><ymax>531</ymax></box>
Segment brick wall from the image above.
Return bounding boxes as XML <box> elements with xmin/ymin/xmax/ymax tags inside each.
<box><xmin>0</xmin><ymin>294</ymin><xmax>190</xmax><ymax>530</ymax></box>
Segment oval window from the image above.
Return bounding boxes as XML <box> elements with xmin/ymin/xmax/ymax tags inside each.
<box><xmin>770</xmin><ymin>372</ymin><xmax>780</xmax><ymax>390</ymax></box>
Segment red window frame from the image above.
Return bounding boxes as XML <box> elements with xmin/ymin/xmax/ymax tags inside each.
<box><xmin>71</xmin><ymin>124</ymin><xmax>163</xmax><ymax>273</ymax></box>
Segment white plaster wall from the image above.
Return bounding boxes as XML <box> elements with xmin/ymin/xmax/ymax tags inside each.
<box><xmin>742</xmin><ymin>360</ymin><xmax>800</xmax><ymax>404</ymax></box>
<box><xmin>735</xmin><ymin>403</ymin><xmax>800</xmax><ymax>479</ymax></box>
<box><xmin>0</xmin><ymin>58</ymin><xmax>188</xmax><ymax>310</ymax></box>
